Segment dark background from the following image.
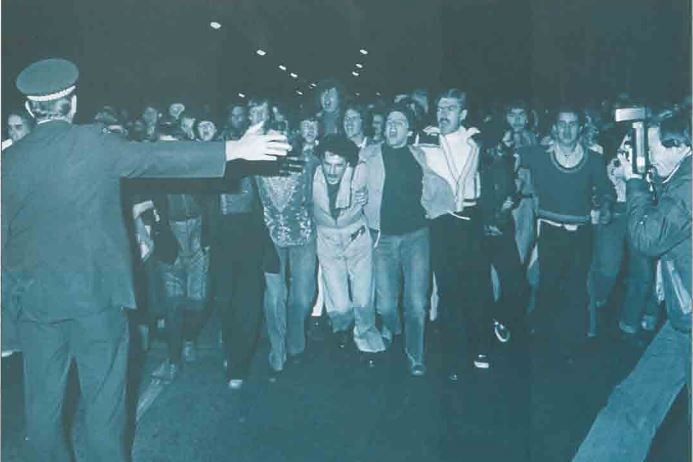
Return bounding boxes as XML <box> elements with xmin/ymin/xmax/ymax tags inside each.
<box><xmin>2</xmin><ymin>0</ymin><xmax>691</xmax><ymax>122</ymax></box>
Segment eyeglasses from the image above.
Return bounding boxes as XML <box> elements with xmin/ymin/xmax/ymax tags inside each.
<box><xmin>437</xmin><ymin>105</ymin><xmax>461</xmax><ymax>113</ymax></box>
<box><xmin>385</xmin><ymin>119</ymin><xmax>408</xmax><ymax>128</ymax></box>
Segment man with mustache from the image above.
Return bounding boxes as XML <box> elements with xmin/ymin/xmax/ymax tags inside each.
<box><xmin>312</xmin><ymin>135</ymin><xmax>385</xmax><ymax>361</ymax></box>
<box><xmin>419</xmin><ymin>88</ymin><xmax>494</xmax><ymax>381</ymax></box>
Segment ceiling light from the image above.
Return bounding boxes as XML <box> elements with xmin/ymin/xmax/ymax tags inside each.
<box><xmin>278</xmin><ymin>64</ymin><xmax>287</xmax><ymax>71</ymax></box>
<box><xmin>355</xmin><ymin>92</ymin><xmax>360</xmax><ymax>97</ymax></box>
<box><xmin>256</xmin><ymin>49</ymin><xmax>267</xmax><ymax>56</ymax></box>
<box><xmin>352</xmin><ymin>71</ymin><xmax>360</xmax><ymax>77</ymax></box>
<box><xmin>359</xmin><ymin>49</ymin><xmax>368</xmax><ymax>55</ymax></box>
<box><xmin>309</xmin><ymin>82</ymin><xmax>317</xmax><ymax>88</ymax></box>
<box><xmin>355</xmin><ymin>63</ymin><xmax>363</xmax><ymax>69</ymax></box>
<box><xmin>296</xmin><ymin>90</ymin><xmax>304</xmax><ymax>96</ymax></box>
<box><xmin>238</xmin><ymin>92</ymin><xmax>246</xmax><ymax>98</ymax></box>
<box><xmin>376</xmin><ymin>92</ymin><xmax>382</xmax><ymax>96</ymax></box>
<box><xmin>210</xmin><ymin>21</ymin><xmax>222</xmax><ymax>30</ymax></box>
<box><xmin>290</xmin><ymin>72</ymin><xmax>298</xmax><ymax>79</ymax></box>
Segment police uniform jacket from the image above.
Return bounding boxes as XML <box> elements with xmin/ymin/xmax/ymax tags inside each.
<box><xmin>2</xmin><ymin>120</ymin><xmax>226</xmax><ymax>322</ymax></box>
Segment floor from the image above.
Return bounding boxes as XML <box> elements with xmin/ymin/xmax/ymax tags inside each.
<box><xmin>2</xmin><ymin>308</ymin><xmax>690</xmax><ymax>462</ymax></box>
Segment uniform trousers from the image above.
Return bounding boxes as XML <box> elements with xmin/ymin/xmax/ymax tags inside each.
<box><xmin>19</xmin><ymin>307</ymin><xmax>129</xmax><ymax>462</ymax></box>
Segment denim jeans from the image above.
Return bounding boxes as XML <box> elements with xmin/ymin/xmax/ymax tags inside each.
<box><xmin>589</xmin><ymin>211</ymin><xmax>659</xmax><ymax>334</ymax></box>
<box><xmin>158</xmin><ymin>218</ymin><xmax>210</xmax><ymax>363</ymax></box>
<box><xmin>374</xmin><ymin>226</ymin><xmax>430</xmax><ymax>366</ymax></box>
<box><xmin>317</xmin><ymin>224</ymin><xmax>385</xmax><ymax>353</ymax></box>
<box><xmin>263</xmin><ymin>239</ymin><xmax>317</xmax><ymax>371</ymax></box>
<box><xmin>573</xmin><ymin>321</ymin><xmax>691</xmax><ymax>462</ymax></box>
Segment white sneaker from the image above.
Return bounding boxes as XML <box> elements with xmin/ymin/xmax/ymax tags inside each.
<box><xmin>473</xmin><ymin>354</ymin><xmax>490</xmax><ymax>369</ymax></box>
<box><xmin>493</xmin><ymin>321</ymin><xmax>511</xmax><ymax>343</ymax></box>
<box><xmin>228</xmin><ymin>379</ymin><xmax>244</xmax><ymax>390</ymax></box>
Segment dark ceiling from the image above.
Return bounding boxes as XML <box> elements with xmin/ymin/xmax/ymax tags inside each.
<box><xmin>2</xmin><ymin>0</ymin><xmax>691</xmax><ymax>121</ymax></box>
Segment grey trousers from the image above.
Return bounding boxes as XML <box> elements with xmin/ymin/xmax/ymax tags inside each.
<box><xmin>20</xmin><ymin>308</ymin><xmax>130</xmax><ymax>462</ymax></box>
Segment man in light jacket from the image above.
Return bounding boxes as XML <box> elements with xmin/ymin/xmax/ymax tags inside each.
<box><xmin>313</xmin><ymin>135</ymin><xmax>385</xmax><ymax>362</ymax></box>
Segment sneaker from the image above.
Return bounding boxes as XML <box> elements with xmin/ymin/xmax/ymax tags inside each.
<box><xmin>473</xmin><ymin>354</ymin><xmax>490</xmax><ymax>369</ymax></box>
<box><xmin>228</xmin><ymin>379</ymin><xmax>244</xmax><ymax>390</ymax></box>
<box><xmin>493</xmin><ymin>321</ymin><xmax>511</xmax><ymax>343</ymax></box>
<box><xmin>182</xmin><ymin>341</ymin><xmax>197</xmax><ymax>363</ymax></box>
<box><xmin>409</xmin><ymin>363</ymin><xmax>427</xmax><ymax>377</ymax></box>
<box><xmin>153</xmin><ymin>361</ymin><xmax>180</xmax><ymax>383</ymax></box>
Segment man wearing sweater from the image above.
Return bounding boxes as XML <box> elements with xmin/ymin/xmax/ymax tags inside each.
<box><xmin>517</xmin><ymin>106</ymin><xmax>615</xmax><ymax>353</ymax></box>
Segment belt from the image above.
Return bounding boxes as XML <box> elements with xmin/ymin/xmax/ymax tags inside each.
<box><xmin>538</xmin><ymin>218</ymin><xmax>585</xmax><ymax>232</ymax></box>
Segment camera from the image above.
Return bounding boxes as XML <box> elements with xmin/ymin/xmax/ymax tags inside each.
<box><xmin>614</xmin><ymin>106</ymin><xmax>649</xmax><ymax>175</ymax></box>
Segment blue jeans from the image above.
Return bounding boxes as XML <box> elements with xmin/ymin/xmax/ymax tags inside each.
<box><xmin>589</xmin><ymin>212</ymin><xmax>659</xmax><ymax>334</ymax></box>
<box><xmin>373</xmin><ymin>227</ymin><xmax>430</xmax><ymax>366</ymax></box>
<box><xmin>263</xmin><ymin>239</ymin><xmax>317</xmax><ymax>371</ymax></box>
<box><xmin>573</xmin><ymin>321</ymin><xmax>691</xmax><ymax>462</ymax></box>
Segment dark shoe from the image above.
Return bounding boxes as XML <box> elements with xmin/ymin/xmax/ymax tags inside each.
<box><xmin>620</xmin><ymin>330</ymin><xmax>646</xmax><ymax>349</ymax></box>
<box><xmin>362</xmin><ymin>352</ymin><xmax>379</xmax><ymax>368</ymax></box>
<box><xmin>307</xmin><ymin>316</ymin><xmax>327</xmax><ymax>342</ymax></box>
<box><xmin>288</xmin><ymin>353</ymin><xmax>304</xmax><ymax>366</ymax></box>
<box><xmin>335</xmin><ymin>330</ymin><xmax>350</xmax><ymax>350</ymax></box>
<box><xmin>268</xmin><ymin>367</ymin><xmax>282</xmax><ymax>383</ymax></box>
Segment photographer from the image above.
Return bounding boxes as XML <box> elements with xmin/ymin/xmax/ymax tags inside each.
<box><xmin>573</xmin><ymin>108</ymin><xmax>691</xmax><ymax>462</ymax></box>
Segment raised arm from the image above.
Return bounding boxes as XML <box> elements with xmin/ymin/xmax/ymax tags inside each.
<box><xmin>112</xmin><ymin>123</ymin><xmax>291</xmax><ymax>179</ymax></box>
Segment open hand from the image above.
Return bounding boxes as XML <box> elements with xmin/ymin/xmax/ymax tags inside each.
<box><xmin>226</xmin><ymin>122</ymin><xmax>292</xmax><ymax>162</ymax></box>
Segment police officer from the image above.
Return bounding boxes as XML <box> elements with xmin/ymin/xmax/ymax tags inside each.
<box><xmin>1</xmin><ymin>58</ymin><xmax>290</xmax><ymax>462</ymax></box>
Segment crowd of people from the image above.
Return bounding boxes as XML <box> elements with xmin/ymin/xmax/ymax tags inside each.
<box><xmin>3</xmin><ymin>67</ymin><xmax>691</xmax><ymax>461</ymax></box>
